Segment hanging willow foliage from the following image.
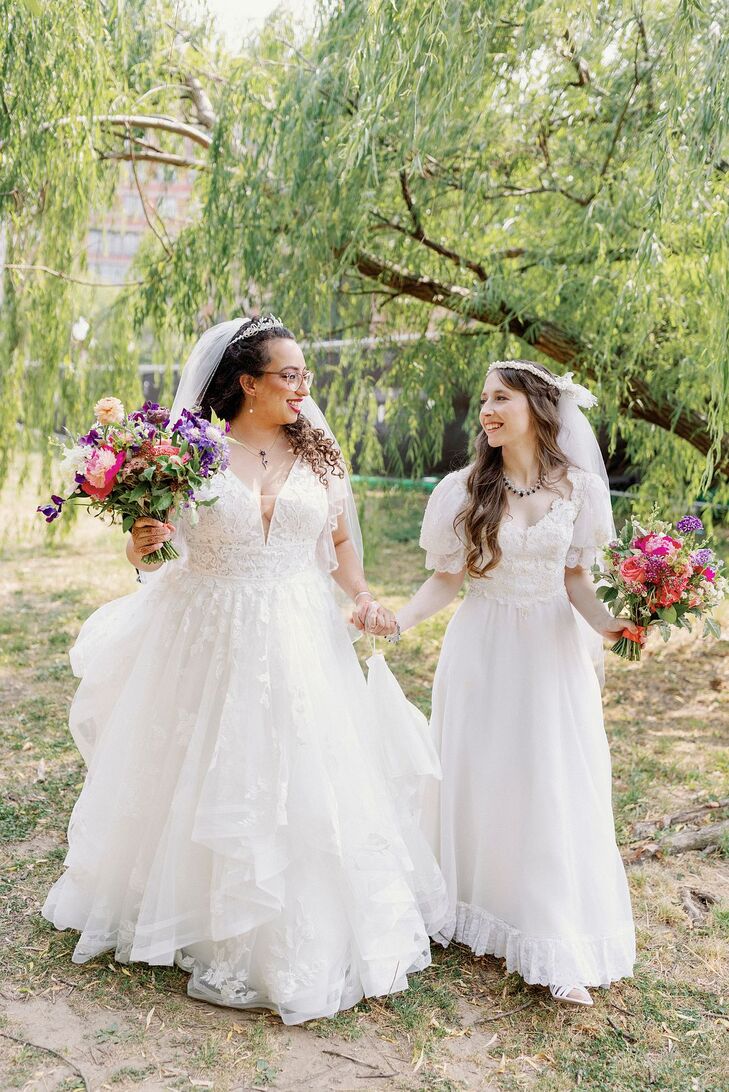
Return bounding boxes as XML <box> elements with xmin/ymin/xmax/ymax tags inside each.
<box><xmin>2</xmin><ymin>0</ymin><xmax>728</xmax><ymax>507</ymax></box>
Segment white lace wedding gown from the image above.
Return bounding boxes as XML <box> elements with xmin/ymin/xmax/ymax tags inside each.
<box><xmin>43</xmin><ymin>459</ymin><xmax>449</xmax><ymax>1024</ymax></box>
<box><xmin>420</xmin><ymin>466</ymin><xmax>635</xmax><ymax>987</ymax></box>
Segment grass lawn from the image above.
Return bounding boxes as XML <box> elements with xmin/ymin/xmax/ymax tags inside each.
<box><xmin>1</xmin><ymin>473</ymin><xmax>728</xmax><ymax>1091</ymax></box>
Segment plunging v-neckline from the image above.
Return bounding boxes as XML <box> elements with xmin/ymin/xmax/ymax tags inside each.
<box><xmin>225</xmin><ymin>455</ymin><xmax>301</xmax><ymax>546</ymax></box>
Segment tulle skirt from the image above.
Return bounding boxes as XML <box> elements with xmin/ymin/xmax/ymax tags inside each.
<box><xmin>43</xmin><ymin>563</ymin><xmax>449</xmax><ymax>1024</ymax></box>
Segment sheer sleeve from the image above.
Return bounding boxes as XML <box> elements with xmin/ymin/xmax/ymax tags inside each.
<box><xmin>419</xmin><ymin>469</ymin><xmax>469</xmax><ymax>573</ymax></box>
<box><xmin>565</xmin><ymin>469</ymin><xmax>615</xmax><ymax>570</ymax></box>
<box><xmin>314</xmin><ymin>468</ymin><xmax>356</xmax><ymax>574</ymax></box>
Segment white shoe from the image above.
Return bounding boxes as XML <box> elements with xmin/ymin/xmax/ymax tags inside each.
<box><xmin>549</xmin><ymin>984</ymin><xmax>593</xmax><ymax>1006</ymax></box>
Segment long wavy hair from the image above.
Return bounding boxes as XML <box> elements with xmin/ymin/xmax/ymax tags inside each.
<box><xmin>455</xmin><ymin>361</ymin><xmax>570</xmax><ymax>577</ymax></box>
<box><xmin>199</xmin><ymin>317</ymin><xmax>344</xmax><ymax>485</ymax></box>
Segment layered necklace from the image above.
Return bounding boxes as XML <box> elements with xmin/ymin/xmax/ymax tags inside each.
<box><xmin>227</xmin><ymin>428</ymin><xmax>283</xmax><ymax>469</ymax></box>
<box><xmin>502</xmin><ymin>471</ymin><xmax>543</xmax><ymax>498</ymax></box>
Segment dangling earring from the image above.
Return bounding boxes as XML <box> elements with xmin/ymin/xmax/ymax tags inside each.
<box><xmin>248</xmin><ymin>399</ymin><xmax>254</xmax><ymax>414</ymax></box>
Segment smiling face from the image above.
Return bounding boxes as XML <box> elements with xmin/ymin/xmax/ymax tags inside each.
<box><xmin>479</xmin><ymin>370</ymin><xmax>534</xmax><ymax>448</ymax></box>
<box><xmin>240</xmin><ymin>338</ymin><xmax>311</xmax><ymax>427</ymax></box>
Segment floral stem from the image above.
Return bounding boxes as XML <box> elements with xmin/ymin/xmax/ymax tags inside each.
<box><xmin>144</xmin><ymin>540</ymin><xmax>179</xmax><ymax>565</ymax></box>
<box><xmin>610</xmin><ymin>636</ymin><xmax>642</xmax><ymax>661</ymax></box>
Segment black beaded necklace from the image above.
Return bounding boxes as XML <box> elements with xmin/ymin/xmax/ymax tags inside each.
<box><xmin>502</xmin><ymin>473</ymin><xmax>543</xmax><ymax>498</ymax></box>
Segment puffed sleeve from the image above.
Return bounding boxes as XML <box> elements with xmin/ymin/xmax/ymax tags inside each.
<box><xmin>419</xmin><ymin>469</ymin><xmax>469</xmax><ymax>573</ymax></box>
<box><xmin>565</xmin><ymin>469</ymin><xmax>615</xmax><ymax>569</ymax></box>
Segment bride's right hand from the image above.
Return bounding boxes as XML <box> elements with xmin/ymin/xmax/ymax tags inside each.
<box><xmin>130</xmin><ymin>516</ymin><xmax>175</xmax><ymax>557</ymax></box>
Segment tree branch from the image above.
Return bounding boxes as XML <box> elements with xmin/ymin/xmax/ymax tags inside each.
<box><xmin>34</xmin><ymin>113</ymin><xmax>213</xmax><ymax>149</ymax></box>
<box><xmin>182</xmin><ymin>75</ymin><xmax>217</xmax><ymax>130</ymax></box>
<box><xmin>399</xmin><ymin>169</ymin><xmax>423</xmax><ymax>234</ymax></box>
<box><xmin>127</xmin><ymin>133</ymin><xmax>173</xmax><ymax>257</ymax></box>
<box><xmin>371</xmin><ymin>212</ymin><xmax>489</xmax><ymax>281</ymax></box>
<box><xmin>3</xmin><ymin>263</ymin><xmax>143</xmax><ymax>288</ymax></box>
<box><xmin>98</xmin><ymin>149</ymin><xmax>208</xmax><ymax>170</ymax></box>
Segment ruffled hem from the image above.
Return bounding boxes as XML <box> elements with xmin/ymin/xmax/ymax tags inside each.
<box><xmin>435</xmin><ymin>902</ymin><xmax>635</xmax><ymax>988</ymax></box>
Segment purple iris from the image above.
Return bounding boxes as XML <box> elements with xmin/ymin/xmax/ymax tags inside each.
<box><xmin>37</xmin><ymin>495</ymin><xmax>65</xmax><ymax>522</ymax></box>
<box><xmin>78</xmin><ymin>427</ymin><xmax>101</xmax><ymax>447</ymax></box>
<box><xmin>677</xmin><ymin>515</ymin><xmax>704</xmax><ymax>534</ymax></box>
<box><xmin>172</xmin><ymin>409</ymin><xmax>228</xmax><ymax>476</ymax></box>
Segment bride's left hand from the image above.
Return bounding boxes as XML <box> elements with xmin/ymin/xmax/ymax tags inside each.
<box><xmin>351</xmin><ymin>597</ymin><xmax>398</xmax><ymax>636</ymax></box>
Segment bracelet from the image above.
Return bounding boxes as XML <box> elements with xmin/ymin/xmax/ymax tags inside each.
<box><xmin>386</xmin><ymin>621</ymin><xmax>402</xmax><ymax>645</ymax></box>
<box><xmin>354</xmin><ymin>590</ymin><xmax>374</xmax><ymax>603</ymax></box>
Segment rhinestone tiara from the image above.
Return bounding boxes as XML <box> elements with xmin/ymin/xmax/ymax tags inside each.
<box><xmin>486</xmin><ymin>360</ymin><xmax>597</xmax><ymax>409</ymax></box>
<box><xmin>228</xmin><ymin>314</ymin><xmax>284</xmax><ymax>347</ymax></box>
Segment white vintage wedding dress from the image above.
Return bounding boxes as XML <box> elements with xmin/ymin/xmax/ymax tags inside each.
<box><xmin>421</xmin><ymin>465</ymin><xmax>635</xmax><ymax>987</ymax></box>
<box><xmin>43</xmin><ymin>459</ymin><xmax>449</xmax><ymax>1024</ymax></box>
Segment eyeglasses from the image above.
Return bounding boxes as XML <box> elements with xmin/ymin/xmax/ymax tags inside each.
<box><xmin>263</xmin><ymin>368</ymin><xmax>314</xmax><ymax>390</ymax></box>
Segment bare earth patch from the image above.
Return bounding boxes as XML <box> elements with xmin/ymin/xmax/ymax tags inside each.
<box><xmin>2</xmin><ymin>480</ymin><xmax>728</xmax><ymax>1090</ymax></box>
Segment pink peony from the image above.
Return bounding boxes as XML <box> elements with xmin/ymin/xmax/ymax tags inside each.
<box><xmin>632</xmin><ymin>533</ymin><xmax>682</xmax><ymax>558</ymax></box>
<box><xmin>81</xmin><ymin>446</ymin><xmax>125</xmax><ymax>500</ymax></box>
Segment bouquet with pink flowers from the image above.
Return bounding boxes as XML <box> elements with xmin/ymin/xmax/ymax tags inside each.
<box><xmin>594</xmin><ymin>513</ymin><xmax>726</xmax><ymax>661</ymax></box>
<box><xmin>38</xmin><ymin>397</ymin><xmax>229</xmax><ymax>563</ymax></box>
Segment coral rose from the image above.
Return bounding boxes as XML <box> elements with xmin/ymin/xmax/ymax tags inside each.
<box><xmin>94</xmin><ymin>396</ymin><xmax>125</xmax><ymax>425</ymax></box>
<box><xmin>619</xmin><ymin>556</ymin><xmax>646</xmax><ymax>584</ymax></box>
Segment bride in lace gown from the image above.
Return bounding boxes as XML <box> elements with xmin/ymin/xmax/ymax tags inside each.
<box><xmin>43</xmin><ymin>316</ymin><xmax>448</xmax><ymax>1025</ymax></box>
<box><xmin>390</xmin><ymin>360</ymin><xmax>637</xmax><ymax>1007</ymax></box>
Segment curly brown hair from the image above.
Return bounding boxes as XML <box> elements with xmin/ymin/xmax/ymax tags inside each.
<box><xmin>455</xmin><ymin>361</ymin><xmax>569</xmax><ymax>577</ymax></box>
<box><xmin>199</xmin><ymin>317</ymin><xmax>345</xmax><ymax>486</ymax></box>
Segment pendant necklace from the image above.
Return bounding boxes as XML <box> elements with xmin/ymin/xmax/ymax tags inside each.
<box><xmin>503</xmin><ymin>472</ymin><xmax>543</xmax><ymax>498</ymax></box>
<box><xmin>228</xmin><ymin>429</ymin><xmax>282</xmax><ymax>469</ymax></box>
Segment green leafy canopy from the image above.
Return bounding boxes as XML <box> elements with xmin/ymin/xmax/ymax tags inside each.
<box><xmin>2</xmin><ymin>0</ymin><xmax>728</xmax><ymax>511</ymax></box>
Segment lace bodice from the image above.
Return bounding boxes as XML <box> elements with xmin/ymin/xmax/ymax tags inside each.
<box><xmin>179</xmin><ymin>458</ymin><xmax>330</xmax><ymax>581</ymax></box>
<box><xmin>419</xmin><ymin>466</ymin><xmax>614</xmax><ymax>609</ymax></box>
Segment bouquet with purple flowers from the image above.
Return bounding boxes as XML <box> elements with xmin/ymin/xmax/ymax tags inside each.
<box><xmin>38</xmin><ymin>397</ymin><xmax>229</xmax><ymax>564</ymax></box>
<box><xmin>593</xmin><ymin>512</ymin><xmax>726</xmax><ymax>661</ymax></box>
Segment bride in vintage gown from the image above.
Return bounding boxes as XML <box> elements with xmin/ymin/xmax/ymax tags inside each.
<box><xmin>383</xmin><ymin>360</ymin><xmax>638</xmax><ymax>1007</ymax></box>
<box><xmin>43</xmin><ymin>315</ymin><xmax>448</xmax><ymax>1025</ymax></box>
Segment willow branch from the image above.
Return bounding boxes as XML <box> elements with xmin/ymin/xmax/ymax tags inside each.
<box><xmin>40</xmin><ymin>113</ymin><xmax>213</xmax><ymax>148</ymax></box>
<box><xmin>127</xmin><ymin>134</ymin><xmax>173</xmax><ymax>257</ymax></box>
<box><xmin>371</xmin><ymin>212</ymin><xmax>489</xmax><ymax>281</ymax></box>
<box><xmin>3</xmin><ymin>263</ymin><xmax>143</xmax><ymax>288</ymax></box>
<box><xmin>98</xmin><ymin>150</ymin><xmax>208</xmax><ymax>170</ymax></box>
<box><xmin>182</xmin><ymin>75</ymin><xmax>217</xmax><ymax>130</ymax></box>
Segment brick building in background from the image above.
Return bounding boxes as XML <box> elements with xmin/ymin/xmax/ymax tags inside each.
<box><xmin>86</xmin><ymin>158</ymin><xmax>196</xmax><ymax>284</ymax></box>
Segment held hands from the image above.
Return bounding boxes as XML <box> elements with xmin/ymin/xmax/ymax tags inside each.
<box><xmin>350</xmin><ymin>592</ymin><xmax>398</xmax><ymax>637</ymax></box>
<box><xmin>130</xmin><ymin>516</ymin><xmax>176</xmax><ymax>558</ymax></box>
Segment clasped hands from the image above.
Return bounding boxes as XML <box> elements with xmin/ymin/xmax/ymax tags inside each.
<box><xmin>350</xmin><ymin>592</ymin><xmax>398</xmax><ymax>637</ymax></box>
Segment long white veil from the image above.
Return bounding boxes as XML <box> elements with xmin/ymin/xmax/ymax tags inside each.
<box><xmin>557</xmin><ymin>392</ymin><xmax>615</xmax><ymax>688</ymax></box>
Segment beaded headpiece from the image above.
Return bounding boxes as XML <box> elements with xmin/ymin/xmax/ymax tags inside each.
<box><xmin>228</xmin><ymin>314</ymin><xmax>284</xmax><ymax>347</ymax></box>
<box><xmin>487</xmin><ymin>360</ymin><xmax>597</xmax><ymax>409</ymax></box>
